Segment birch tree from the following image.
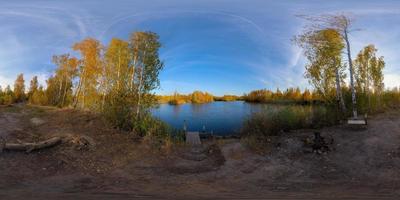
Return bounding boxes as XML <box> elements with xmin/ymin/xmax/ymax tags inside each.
<box><xmin>295</xmin><ymin>28</ymin><xmax>346</xmax><ymax>111</ymax></box>
<box><xmin>28</xmin><ymin>76</ymin><xmax>39</xmax><ymax>101</ymax></box>
<box><xmin>354</xmin><ymin>44</ymin><xmax>385</xmax><ymax>109</ymax></box>
<box><xmin>48</xmin><ymin>54</ymin><xmax>79</xmax><ymax>107</ymax></box>
<box><xmin>72</xmin><ymin>38</ymin><xmax>103</xmax><ymax>110</ymax></box>
<box><xmin>354</xmin><ymin>44</ymin><xmax>385</xmax><ymax>93</ymax></box>
<box><xmin>298</xmin><ymin>14</ymin><xmax>358</xmax><ymax>117</ymax></box>
<box><xmin>102</xmin><ymin>38</ymin><xmax>132</xmax><ymax>129</ymax></box>
<box><xmin>129</xmin><ymin>32</ymin><xmax>163</xmax><ymax>120</ymax></box>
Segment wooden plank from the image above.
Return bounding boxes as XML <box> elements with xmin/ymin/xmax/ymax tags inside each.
<box><xmin>186</xmin><ymin>132</ymin><xmax>201</xmax><ymax>145</ymax></box>
<box><xmin>348</xmin><ymin>119</ymin><xmax>367</xmax><ymax>125</ymax></box>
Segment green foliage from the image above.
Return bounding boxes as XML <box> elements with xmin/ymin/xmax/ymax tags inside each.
<box><xmin>241</xmin><ymin>106</ymin><xmax>339</xmax><ymax>142</ymax></box>
<box><xmin>132</xmin><ymin>113</ymin><xmax>185</xmax><ymax>146</ymax></box>
<box><xmin>2</xmin><ymin>31</ymin><xmax>166</xmax><ymax>138</ymax></box>
<box><xmin>0</xmin><ymin>94</ymin><xmax>14</xmax><ymax>105</ymax></box>
<box><xmin>102</xmin><ymin>90</ymin><xmax>134</xmax><ymax>130</ymax></box>
<box><xmin>41</xmin><ymin>54</ymin><xmax>78</xmax><ymax>107</ymax></box>
<box><xmin>0</xmin><ymin>85</ymin><xmax>14</xmax><ymax>105</ymax></box>
<box><xmin>295</xmin><ymin>28</ymin><xmax>346</xmax><ymax>104</ymax></box>
<box><xmin>69</xmin><ymin>32</ymin><xmax>163</xmax><ymax>131</ymax></box>
<box><xmin>354</xmin><ymin>44</ymin><xmax>385</xmax><ymax>94</ymax></box>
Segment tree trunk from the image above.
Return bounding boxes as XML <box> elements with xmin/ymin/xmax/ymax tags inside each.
<box><xmin>61</xmin><ymin>75</ymin><xmax>68</xmax><ymax>107</ymax></box>
<box><xmin>366</xmin><ymin>62</ymin><xmax>371</xmax><ymax>112</ymax></box>
<box><xmin>136</xmin><ymin>67</ymin><xmax>143</xmax><ymax>119</ymax></box>
<box><xmin>130</xmin><ymin>52</ymin><xmax>137</xmax><ymax>91</ymax></box>
<box><xmin>73</xmin><ymin>82</ymin><xmax>81</xmax><ymax>108</ymax></box>
<box><xmin>57</xmin><ymin>77</ymin><xmax>64</xmax><ymax>105</ymax></box>
<box><xmin>74</xmin><ymin>68</ymin><xmax>85</xmax><ymax>108</ymax></box>
<box><xmin>335</xmin><ymin>67</ymin><xmax>346</xmax><ymax>113</ymax></box>
<box><xmin>344</xmin><ymin>29</ymin><xmax>357</xmax><ymax>118</ymax></box>
<box><xmin>136</xmin><ymin>43</ymin><xmax>148</xmax><ymax>120</ymax></box>
<box><xmin>1</xmin><ymin>137</ymin><xmax>61</xmax><ymax>153</ymax></box>
<box><xmin>117</xmin><ymin>48</ymin><xmax>121</xmax><ymax>91</ymax></box>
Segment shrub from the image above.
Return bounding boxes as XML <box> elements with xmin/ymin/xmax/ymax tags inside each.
<box><xmin>168</xmin><ymin>99</ymin><xmax>186</xmax><ymax>105</ymax></box>
<box><xmin>29</xmin><ymin>89</ymin><xmax>48</xmax><ymax>105</ymax></box>
<box><xmin>190</xmin><ymin>91</ymin><xmax>214</xmax><ymax>103</ymax></box>
<box><xmin>241</xmin><ymin>106</ymin><xmax>339</xmax><ymax>143</ymax></box>
<box><xmin>133</xmin><ymin>114</ymin><xmax>185</xmax><ymax>149</ymax></box>
<box><xmin>2</xmin><ymin>94</ymin><xmax>14</xmax><ymax>105</ymax></box>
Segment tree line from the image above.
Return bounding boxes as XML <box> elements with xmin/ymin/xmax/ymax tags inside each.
<box><xmin>0</xmin><ymin>31</ymin><xmax>164</xmax><ymax>133</ymax></box>
<box><xmin>157</xmin><ymin>88</ymin><xmax>316</xmax><ymax>105</ymax></box>
<box><xmin>243</xmin><ymin>88</ymin><xmax>315</xmax><ymax>104</ymax></box>
<box><xmin>158</xmin><ymin>91</ymin><xmax>215</xmax><ymax>105</ymax></box>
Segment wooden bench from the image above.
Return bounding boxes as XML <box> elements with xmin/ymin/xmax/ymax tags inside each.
<box><xmin>347</xmin><ymin>114</ymin><xmax>368</xmax><ymax>126</ymax></box>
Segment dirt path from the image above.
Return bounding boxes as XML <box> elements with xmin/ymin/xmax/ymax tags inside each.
<box><xmin>0</xmin><ymin>108</ymin><xmax>22</xmax><ymax>139</ymax></box>
<box><xmin>0</xmin><ymin>105</ymin><xmax>400</xmax><ymax>199</ymax></box>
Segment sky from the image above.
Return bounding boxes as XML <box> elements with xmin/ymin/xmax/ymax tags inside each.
<box><xmin>0</xmin><ymin>0</ymin><xmax>399</xmax><ymax>96</ymax></box>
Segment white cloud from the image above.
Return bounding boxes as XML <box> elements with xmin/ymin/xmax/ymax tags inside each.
<box><xmin>0</xmin><ymin>75</ymin><xmax>13</xmax><ymax>89</ymax></box>
<box><xmin>384</xmin><ymin>74</ymin><xmax>400</xmax><ymax>89</ymax></box>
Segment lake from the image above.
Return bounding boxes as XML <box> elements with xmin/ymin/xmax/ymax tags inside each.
<box><xmin>152</xmin><ymin>101</ymin><xmax>293</xmax><ymax>136</ymax></box>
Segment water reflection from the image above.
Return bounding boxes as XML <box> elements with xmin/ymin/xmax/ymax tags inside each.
<box><xmin>151</xmin><ymin>101</ymin><xmax>315</xmax><ymax>136</ymax></box>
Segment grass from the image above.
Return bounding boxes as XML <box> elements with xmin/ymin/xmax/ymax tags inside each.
<box><xmin>241</xmin><ymin>105</ymin><xmax>340</xmax><ymax>151</ymax></box>
<box><xmin>0</xmin><ymin>104</ymin><xmax>22</xmax><ymax>113</ymax></box>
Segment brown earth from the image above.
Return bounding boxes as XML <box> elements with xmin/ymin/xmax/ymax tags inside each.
<box><xmin>0</xmin><ymin>104</ymin><xmax>400</xmax><ymax>199</ymax></box>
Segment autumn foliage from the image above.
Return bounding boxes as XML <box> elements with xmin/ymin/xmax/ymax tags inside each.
<box><xmin>0</xmin><ymin>31</ymin><xmax>164</xmax><ymax>135</ymax></box>
<box><xmin>243</xmin><ymin>88</ymin><xmax>316</xmax><ymax>104</ymax></box>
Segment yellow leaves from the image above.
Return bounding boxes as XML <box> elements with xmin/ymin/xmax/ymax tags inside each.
<box><xmin>14</xmin><ymin>73</ymin><xmax>25</xmax><ymax>102</ymax></box>
<box><xmin>72</xmin><ymin>37</ymin><xmax>103</xmax><ymax>79</ymax></box>
<box><xmin>158</xmin><ymin>91</ymin><xmax>214</xmax><ymax>104</ymax></box>
<box><xmin>244</xmin><ymin>88</ymin><xmax>310</xmax><ymax>103</ymax></box>
<box><xmin>354</xmin><ymin>44</ymin><xmax>385</xmax><ymax>93</ymax></box>
<box><xmin>105</xmin><ymin>38</ymin><xmax>130</xmax><ymax>92</ymax></box>
<box><xmin>72</xmin><ymin>38</ymin><xmax>103</xmax><ymax>109</ymax></box>
<box><xmin>190</xmin><ymin>91</ymin><xmax>214</xmax><ymax>103</ymax></box>
<box><xmin>295</xmin><ymin>27</ymin><xmax>345</xmax><ymax>102</ymax></box>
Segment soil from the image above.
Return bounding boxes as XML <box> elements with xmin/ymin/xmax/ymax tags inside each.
<box><xmin>0</xmin><ymin>104</ymin><xmax>400</xmax><ymax>199</ymax></box>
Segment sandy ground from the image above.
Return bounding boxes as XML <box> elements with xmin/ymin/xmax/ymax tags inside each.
<box><xmin>0</xmin><ymin>104</ymin><xmax>400</xmax><ymax>199</ymax></box>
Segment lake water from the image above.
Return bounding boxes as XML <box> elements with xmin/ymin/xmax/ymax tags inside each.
<box><xmin>152</xmin><ymin>101</ymin><xmax>289</xmax><ymax>136</ymax></box>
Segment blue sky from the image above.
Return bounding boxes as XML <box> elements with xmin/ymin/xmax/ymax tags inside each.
<box><xmin>0</xmin><ymin>0</ymin><xmax>399</xmax><ymax>95</ymax></box>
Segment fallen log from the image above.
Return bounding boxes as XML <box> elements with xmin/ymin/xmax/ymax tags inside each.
<box><xmin>2</xmin><ymin>137</ymin><xmax>62</xmax><ymax>153</ymax></box>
